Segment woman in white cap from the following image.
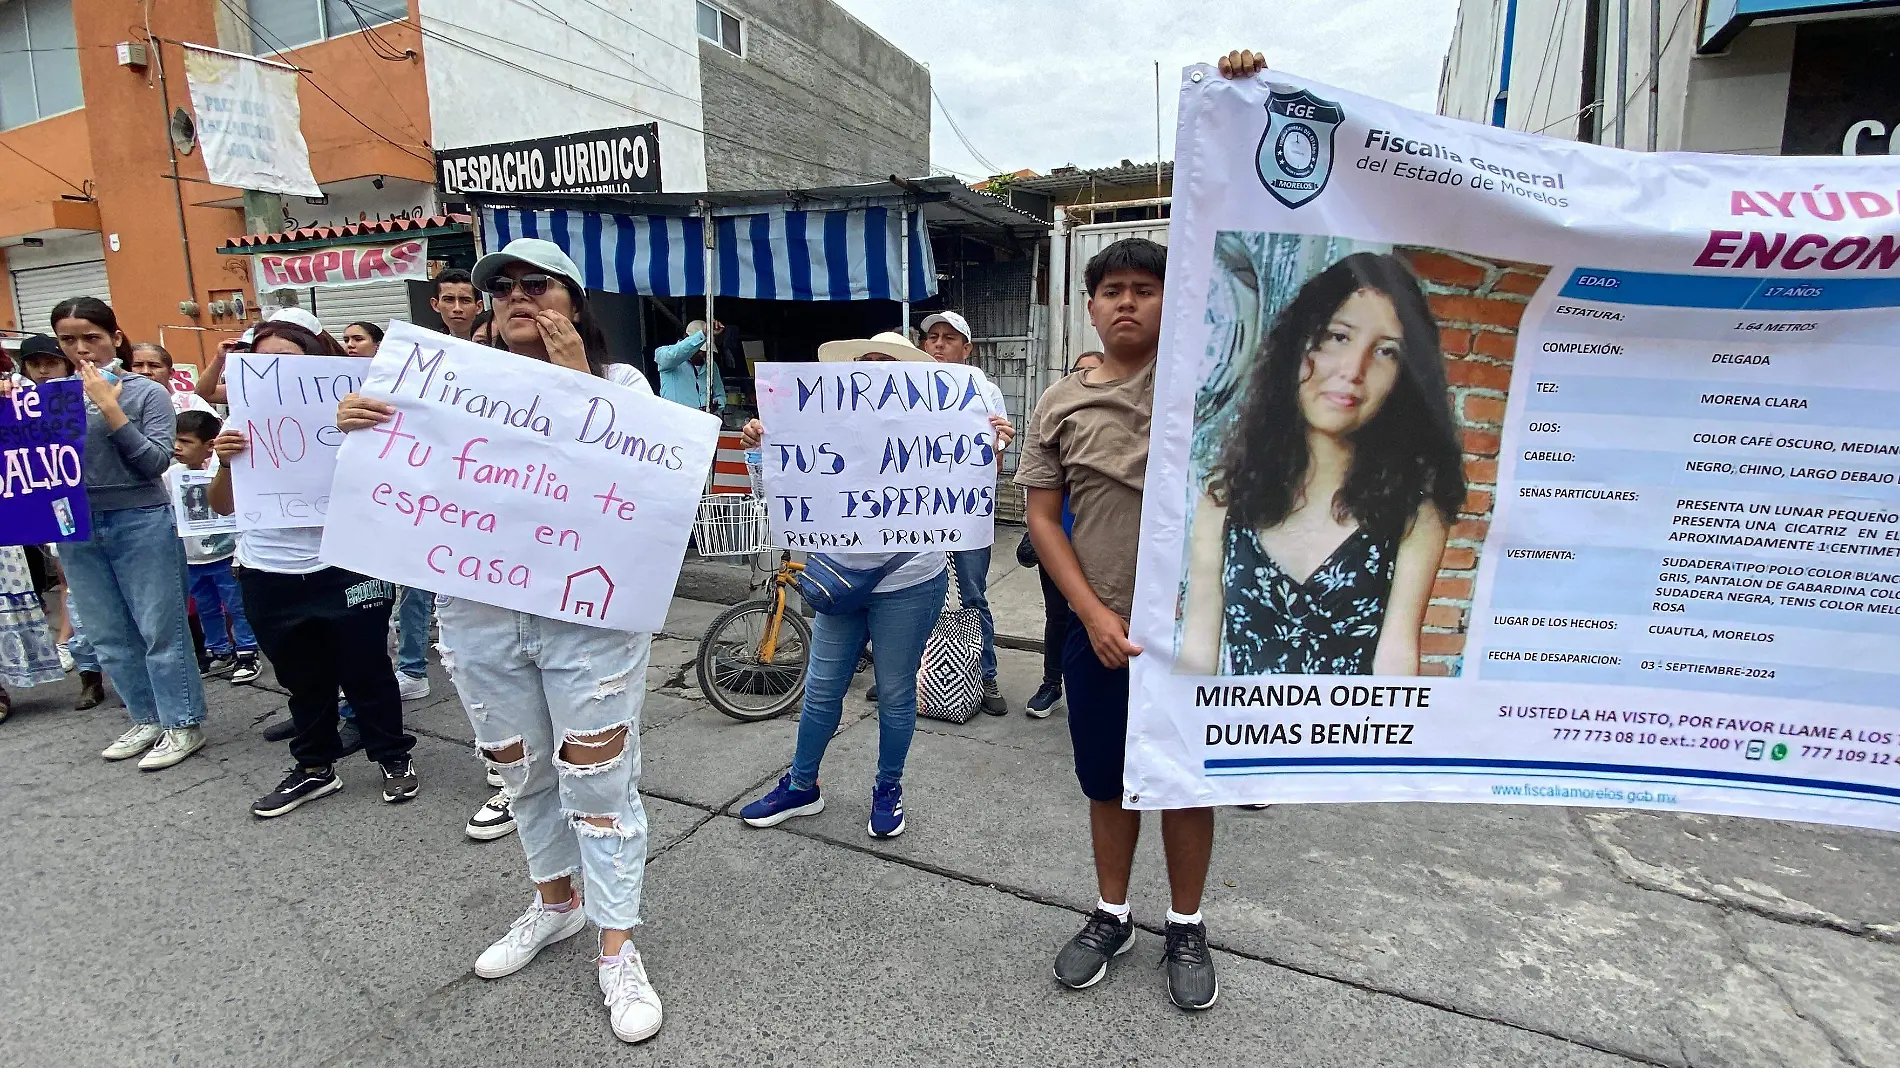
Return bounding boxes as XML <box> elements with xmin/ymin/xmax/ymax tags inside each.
<box><xmin>736</xmin><ymin>332</ymin><xmax>1011</xmax><ymax>838</ymax></box>
<box><xmin>335</xmin><ymin>237</ymin><xmax>665</xmax><ymax>1044</ymax></box>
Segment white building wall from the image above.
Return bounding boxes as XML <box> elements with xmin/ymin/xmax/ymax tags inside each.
<box><xmin>1438</xmin><ymin>0</ymin><xmax>1785</xmax><ymax>153</ymax></box>
<box><xmin>417</xmin><ymin>0</ymin><xmax>708</xmax><ymax>192</ymax></box>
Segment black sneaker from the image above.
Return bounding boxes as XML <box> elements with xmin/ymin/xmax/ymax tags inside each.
<box><xmin>980</xmin><ymin>678</ymin><xmax>1007</xmax><ymax>716</ymax></box>
<box><xmin>380</xmin><ymin>757</ymin><xmax>419</xmax><ymax>803</ymax></box>
<box><xmin>261</xmin><ymin>716</ymin><xmax>296</xmax><ymax>742</ymax></box>
<box><xmin>865</xmin><ymin>685</ymin><xmax>879</xmax><ymax>704</ymax></box>
<box><xmin>1163</xmin><ymin>921</ymin><xmax>1219</xmax><ymax>1010</ymax></box>
<box><xmin>1025</xmin><ymin>680</ymin><xmax>1063</xmax><ymax>719</ymax></box>
<box><xmin>1054</xmin><ymin>909</ymin><xmax>1135</xmax><ymax>989</ymax></box>
<box><xmin>338</xmin><ymin>720</ymin><xmax>364</xmax><ymax>756</ymax></box>
<box><xmin>252</xmin><ymin>766</ymin><xmax>341</xmax><ymax>818</ymax></box>
<box><xmin>229</xmin><ymin>652</ymin><xmax>262</xmax><ymax>685</ymax></box>
<box><xmin>201</xmin><ymin>653</ymin><xmax>237</xmax><ymax>678</ymax></box>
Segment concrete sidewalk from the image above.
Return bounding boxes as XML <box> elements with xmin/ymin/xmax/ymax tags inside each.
<box><xmin>4</xmin><ymin>595</ymin><xmax>1896</xmax><ymax>1067</ymax></box>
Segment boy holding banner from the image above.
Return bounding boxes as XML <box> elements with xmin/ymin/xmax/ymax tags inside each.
<box><xmin>1016</xmin><ymin>232</ymin><xmax>1221</xmax><ymax>1011</ymax></box>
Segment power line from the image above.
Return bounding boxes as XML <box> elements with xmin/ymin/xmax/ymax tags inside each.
<box><xmin>209</xmin><ymin>0</ymin><xmax>434</xmax><ymax>165</ymax></box>
<box><xmin>0</xmin><ymin>139</ymin><xmax>88</xmax><ymax>195</ymax></box>
<box><xmin>931</xmin><ymin>87</ymin><xmax>1000</xmax><ymax>174</ymax></box>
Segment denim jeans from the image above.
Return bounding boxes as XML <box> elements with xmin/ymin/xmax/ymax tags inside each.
<box><xmin>60</xmin><ymin>505</ymin><xmax>206</xmax><ymax>728</ymax></box>
<box><xmin>791</xmin><ymin>570</ymin><xmax>948</xmax><ymax>791</ymax></box>
<box><xmin>951</xmin><ymin>547</ymin><xmax>997</xmax><ymax>681</ymax></box>
<box><xmin>188</xmin><ymin>559</ymin><xmax>256</xmax><ymax>654</ymax></box>
<box><xmin>64</xmin><ymin>591</ymin><xmax>101</xmax><ymax>673</ymax></box>
<box><xmin>395</xmin><ymin>586</ymin><xmax>434</xmax><ymax>678</ymax></box>
<box><xmin>438</xmin><ymin>597</ymin><xmax>653</xmax><ymax>931</ymax></box>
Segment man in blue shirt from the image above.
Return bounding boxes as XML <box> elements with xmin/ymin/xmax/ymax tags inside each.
<box><xmin>654</xmin><ymin>320</ymin><xmax>726</xmax><ymax>412</ymax></box>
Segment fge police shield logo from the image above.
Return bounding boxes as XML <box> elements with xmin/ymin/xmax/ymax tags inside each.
<box><xmin>1256</xmin><ymin>87</ymin><xmax>1344</xmax><ymax>209</ymax></box>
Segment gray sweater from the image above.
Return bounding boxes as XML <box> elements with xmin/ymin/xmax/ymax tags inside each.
<box><xmin>81</xmin><ymin>373</ymin><xmax>175</xmax><ymax>512</ymax></box>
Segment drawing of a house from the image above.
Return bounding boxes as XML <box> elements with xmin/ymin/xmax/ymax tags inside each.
<box><xmin>561</xmin><ymin>566</ymin><xmax>615</xmax><ymax>620</ymax></box>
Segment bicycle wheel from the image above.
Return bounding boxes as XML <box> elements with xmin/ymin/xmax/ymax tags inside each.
<box><xmin>696</xmin><ymin>597</ymin><xmax>812</xmax><ymax>722</ymax></box>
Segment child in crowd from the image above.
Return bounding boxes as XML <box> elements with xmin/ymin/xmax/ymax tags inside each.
<box><xmin>170</xmin><ymin>410</ymin><xmax>261</xmax><ymax>684</ymax></box>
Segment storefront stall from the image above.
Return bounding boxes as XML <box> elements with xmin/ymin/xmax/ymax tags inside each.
<box><xmin>467</xmin><ymin>177</ymin><xmax>1048</xmax><ymax>498</ymax></box>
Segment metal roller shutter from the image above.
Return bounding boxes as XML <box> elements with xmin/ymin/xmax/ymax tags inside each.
<box><xmin>311</xmin><ymin>281</ymin><xmax>414</xmax><ymax>336</ymax></box>
<box><xmin>12</xmin><ymin>258</ymin><xmax>111</xmax><ymax>335</ymax></box>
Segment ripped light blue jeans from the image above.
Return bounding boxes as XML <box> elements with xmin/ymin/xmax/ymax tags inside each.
<box><xmin>437</xmin><ymin>597</ymin><xmax>652</xmax><ymax>931</ymax></box>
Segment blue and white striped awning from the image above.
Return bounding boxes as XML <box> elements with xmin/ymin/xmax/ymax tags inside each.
<box><xmin>481</xmin><ymin>205</ymin><xmax>936</xmax><ymax>302</ymax></box>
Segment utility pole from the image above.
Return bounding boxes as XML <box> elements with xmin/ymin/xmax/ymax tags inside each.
<box><xmin>214</xmin><ymin>4</ymin><xmax>286</xmax><ymax>310</ymax></box>
<box><xmin>1647</xmin><ymin>0</ymin><xmax>1661</xmax><ymax>151</ymax></box>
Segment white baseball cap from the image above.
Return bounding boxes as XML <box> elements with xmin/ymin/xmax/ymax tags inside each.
<box><xmin>918</xmin><ymin>311</ymin><xmax>971</xmax><ymax>341</ymax></box>
<box><xmin>472</xmin><ymin>237</ymin><xmax>585</xmax><ymax>294</ymax></box>
<box><xmin>267</xmin><ymin>307</ymin><xmax>325</xmax><ymax>335</ymax></box>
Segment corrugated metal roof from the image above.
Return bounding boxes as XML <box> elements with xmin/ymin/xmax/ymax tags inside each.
<box><xmin>1009</xmin><ymin>161</ymin><xmax>1172</xmax><ymax>196</ymax></box>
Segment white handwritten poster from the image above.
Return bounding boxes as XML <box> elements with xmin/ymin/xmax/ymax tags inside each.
<box><xmin>226</xmin><ymin>353</ymin><xmax>364</xmax><ymax>529</ymax></box>
<box><xmin>755</xmin><ymin>362</ymin><xmax>999</xmax><ymax>550</ymax></box>
<box><xmin>320</xmin><ymin>323</ymin><xmax>720</xmax><ymax>632</ymax></box>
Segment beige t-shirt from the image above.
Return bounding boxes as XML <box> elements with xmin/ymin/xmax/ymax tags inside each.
<box><xmin>1012</xmin><ymin>360</ymin><xmax>1154</xmax><ymax>620</ymax></box>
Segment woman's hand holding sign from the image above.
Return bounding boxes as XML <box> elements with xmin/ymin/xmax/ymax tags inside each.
<box><xmin>337</xmin><ymin>393</ymin><xmax>396</xmax><ymax>432</ymax></box>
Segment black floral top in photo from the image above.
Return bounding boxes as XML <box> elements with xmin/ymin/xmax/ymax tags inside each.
<box><xmin>1219</xmin><ymin>523</ymin><xmax>1398</xmax><ymax>675</ymax></box>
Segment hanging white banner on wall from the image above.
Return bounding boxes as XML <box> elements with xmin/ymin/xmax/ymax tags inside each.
<box><xmin>253</xmin><ymin>239</ymin><xmax>429</xmax><ymax>290</ymax></box>
<box><xmin>183</xmin><ymin>44</ymin><xmax>320</xmax><ymax>197</ymax></box>
<box><xmin>1127</xmin><ymin>65</ymin><xmax>1900</xmax><ymax>831</ymax></box>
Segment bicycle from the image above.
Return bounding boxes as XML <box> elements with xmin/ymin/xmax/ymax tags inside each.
<box><xmin>690</xmin><ymin>467</ymin><xmax>812</xmax><ymax>722</ymax></box>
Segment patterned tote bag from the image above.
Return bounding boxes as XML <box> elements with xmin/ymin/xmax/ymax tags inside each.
<box><xmin>916</xmin><ymin>562</ymin><xmax>986</xmax><ymax>724</ymax></box>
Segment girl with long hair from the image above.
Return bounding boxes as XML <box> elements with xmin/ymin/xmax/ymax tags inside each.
<box><xmin>335</xmin><ymin>238</ymin><xmax>665</xmax><ymax>1044</ymax></box>
<box><xmin>1179</xmin><ymin>252</ymin><xmax>1464</xmax><ymax>676</ymax></box>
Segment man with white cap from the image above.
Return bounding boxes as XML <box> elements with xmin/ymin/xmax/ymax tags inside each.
<box><xmin>916</xmin><ymin>310</ymin><xmax>1013</xmax><ymax>715</ymax></box>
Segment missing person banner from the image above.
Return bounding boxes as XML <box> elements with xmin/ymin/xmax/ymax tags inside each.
<box><xmin>226</xmin><ymin>353</ymin><xmax>365</xmax><ymax>529</ymax></box>
<box><xmin>1129</xmin><ymin>66</ymin><xmax>1900</xmax><ymax>830</ymax></box>
<box><xmin>0</xmin><ymin>380</ymin><xmax>88</xmax><ymax>544</ymax></box>
<box><xmin>182</xmin><ymin>45</ymin><xmax>320</xmax><ymax>197</ymax></box>
<box><xmin>320</xmin><ymin>323</ymin><xmax>720</xmax><ymax>632</ymax></box>
<box><xmin>755</xmin><ymin>362</ymin><xmax>1000</xmax><ymax>550</ymax></box>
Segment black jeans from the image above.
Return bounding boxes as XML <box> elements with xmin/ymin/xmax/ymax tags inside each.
<box><xmin>1039</xmin><ymin>566</ymin><xmax>1070</xmax><ymax>686</ymax></box>
<box><xmin>240</xmin><ymin>566</ymin><xmax>414</xmax><ymax>768</ymax></box>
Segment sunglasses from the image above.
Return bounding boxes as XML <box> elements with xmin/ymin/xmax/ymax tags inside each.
<box><xmin>483</xmin><ymin>273</ymin><xmax>558</xmax><ymax>298</ymax></box>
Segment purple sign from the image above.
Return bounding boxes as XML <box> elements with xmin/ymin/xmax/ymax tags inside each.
<box><xmin>1</xmin><ymin>379</ymin><xmax>90</xmax><ymax>544</ymax></box>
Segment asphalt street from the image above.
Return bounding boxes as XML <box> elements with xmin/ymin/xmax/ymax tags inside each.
<box><xmin>3</xmin><ymin>595</ymin><xmax>1895</xmax><ymax>1067</ymax></box>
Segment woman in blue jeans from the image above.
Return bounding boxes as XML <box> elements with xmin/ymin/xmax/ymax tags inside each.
<box><xmin>737</xmin><ymin>332</ymin><xmax>1011</xmax><ymax>838</ymax></box>
<box><xmin>46</xmin><ymin>298</ymin><xmax>207</xmax><ymax>768</ymax></box>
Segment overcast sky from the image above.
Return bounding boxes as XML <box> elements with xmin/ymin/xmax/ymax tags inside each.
<box><xmin>831</xmin><ymin>0</ymin><xmax>1462</xmax><ymax>180</ymax></box>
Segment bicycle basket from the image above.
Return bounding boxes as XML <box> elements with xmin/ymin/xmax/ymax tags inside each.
<box><xmin>693</xmin><ymin>494</ymin><xmax>771</xmax><ymax>557</ymax></box>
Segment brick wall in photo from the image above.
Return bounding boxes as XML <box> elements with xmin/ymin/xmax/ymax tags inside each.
<box><xmin>1395</xmin><ymin>248</ymin><xmax>1551</xmax><ymax>676</ymax></box>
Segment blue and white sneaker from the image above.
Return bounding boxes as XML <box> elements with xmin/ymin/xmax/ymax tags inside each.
<box><xmin>740</xmin><ymin>774</ymin><xmax>824</xmax><ymax>827</ymax></box>
<box><xmin>868</xmin><ymin>781</ymin><xmax>905</xmax><ymax>838</ymax></box>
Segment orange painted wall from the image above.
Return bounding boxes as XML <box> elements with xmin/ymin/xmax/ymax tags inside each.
<box><xmin>0</xmin><ymin>1</ymin><xmax>435</xmax><ymax>368</ymax></box>
<box><xmin>0</xmin><ymin>108</ymin><xmax>94</xmax><ymax>333</ymax></box>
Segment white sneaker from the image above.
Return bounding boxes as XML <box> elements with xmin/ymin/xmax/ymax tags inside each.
<box><xmin>599</xmin><ymin>944</ymin><xmax>664</xmax><ymax>1043</ymax></box>
<box><xmin>138</xmin><ymin>726</ymin><xmax>205</xmax><ymax>771</ymax></box>
<box><xmin>397</xmin><ymin>672</ymin><xmax>431</xmax><ymax>701</ymax></box>
<box><xmin>102</xmin><ymin>724</ymin><xmax>163</xmax><ymax>761</ymax></box>
<box><xmin>56</xmin><ymin>643</ymin><xmax>75</xmax><ymax>673</ymax></box>
<box><xmin>485</xmin><ymin>766</ymin><xmax>505</xmax><ymax>788</ymax></box>
<box><xmin>474</xmin><ymin>898</ymin><xmax>586</xmax><ymax>979</ymax></box>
